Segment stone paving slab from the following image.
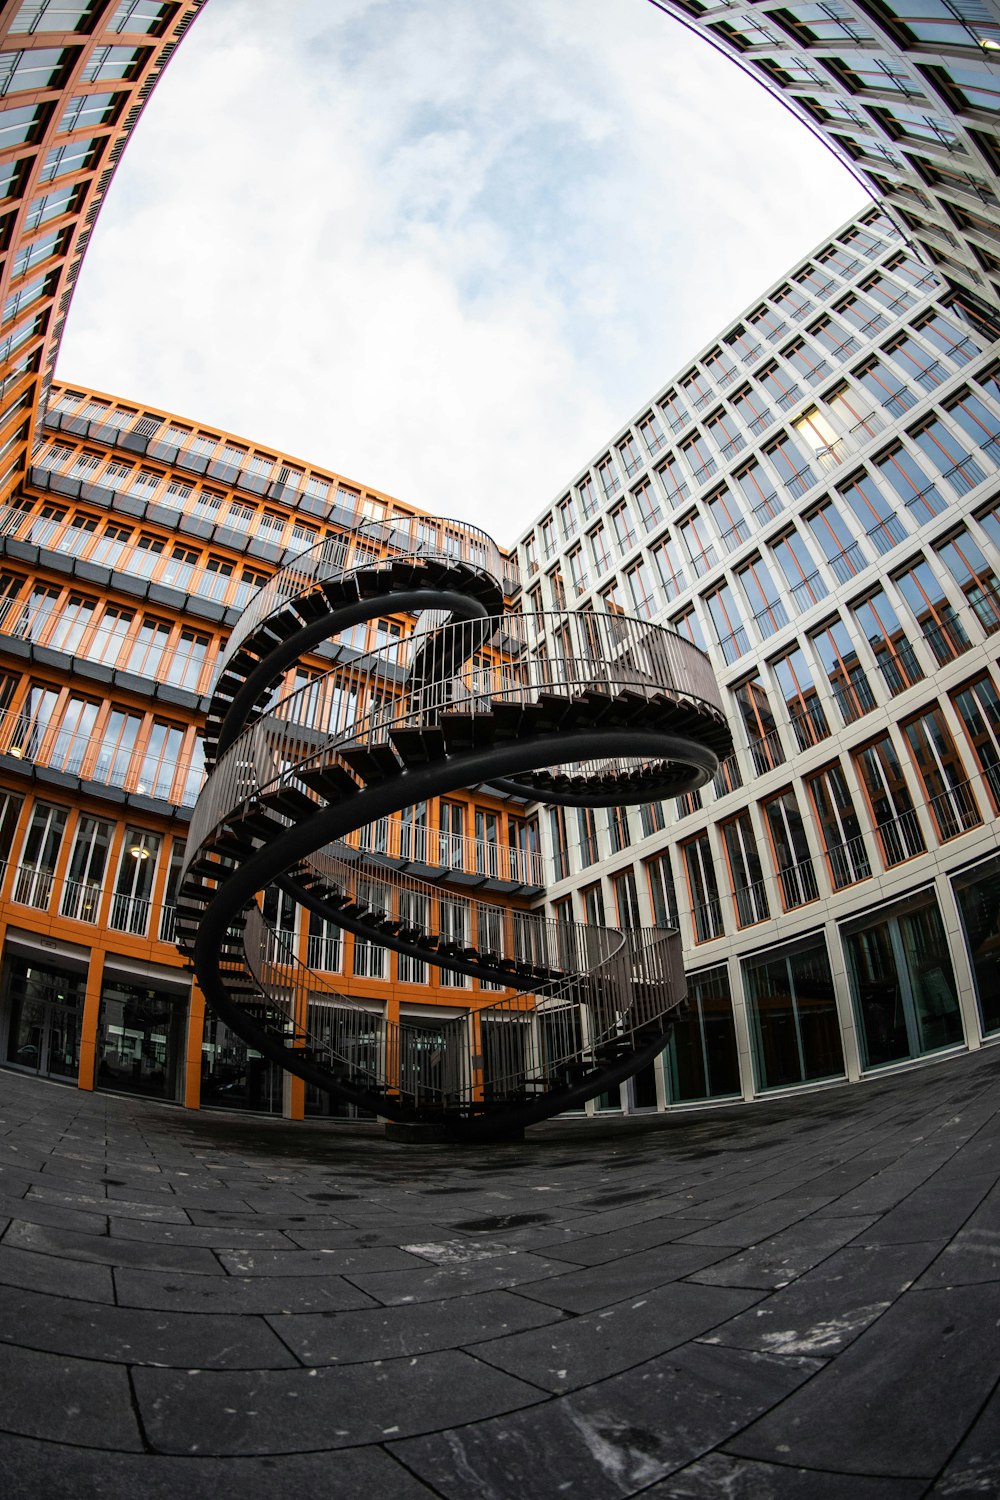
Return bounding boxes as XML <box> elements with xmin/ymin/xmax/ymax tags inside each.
<box><xmin>1</xmin><ymin>1050</ymin><xmax>1000</xmax><ymax>1494</ymax></box>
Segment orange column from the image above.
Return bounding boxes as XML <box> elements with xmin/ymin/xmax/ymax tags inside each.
<box><xmin>183</xmin><ymin>983</ymin><xmax>205</xmax><ymax>1110</ymax></box>
<box><xmin>76</xmin><ymin>946</ymin><xmax>105</xmax><ymax>1092</ymax></box>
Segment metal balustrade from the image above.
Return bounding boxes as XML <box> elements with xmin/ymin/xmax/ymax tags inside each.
<box><xmin>178</xmin><ymin>528</ymin><xmax>730</xmax><ymax>1136</ymax></box>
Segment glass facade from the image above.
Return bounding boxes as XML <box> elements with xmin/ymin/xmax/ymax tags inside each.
<box><xmin>743</xmin><ymin>938</ymin><xmax>844</xmax><ymax>1091</ymax></box>
<box><xmin>843</xmin><ymin>894</ymin><xmax>962</xmax><ymax>1069</ymax></box>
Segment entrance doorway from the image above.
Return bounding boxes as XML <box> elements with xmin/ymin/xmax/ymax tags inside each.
<box><xmin>4</xmin><ymin>957</ymin><xmax>85</xmax><ymax>1080</ymax></box>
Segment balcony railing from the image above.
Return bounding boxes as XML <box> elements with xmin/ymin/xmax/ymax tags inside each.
<box><xmin>60</xmin><ymin>877</ymin><xmax>103</xmax><ymax>924</ymax></box>
<box><xmin>735</xmin><ymin>879</ymin><xmax>769</xmax><ymax>928</ymax></box>
<box><xmin>12</xmin><ymin>862</ymin><xmax>54</xmax><ymax>910</ymax></box>
<box><xmin>692</xmin><ymin>896</ymin><xmax>724</xmax><ymax>944</ymax></box>
<box><xmin>928</xmin><ymin>779</ymin><xmax>982</xmax><ymax>841</ymax></box>
<box><xmin>788</xmin><ymin>702</ymin><xmax>831</xmax><ymax>750</ymax></box>
<box><xmin>778</xmin><ymin>857</ymin><xmax>819</xmax><ymax>910</ymax></box>
<box><xmin>827</xmin><ymin>834</ymin><xmax>872</xmax><ymax>890</ymax></box>
<box><xmin>109</xmin><ymin>891</ymin><xmax>152</xmax><ymax>937</ymax></box>
<box><xmin>876</xmin><ymin>807</ymin><xmax>925</xmax><ymax>866</ymax></box>
<box><xmin>347</xmin><ymin>819</ymin><xmax>544</xmax><ymax>886</ymax></box>
<box><xmin>747</xmin><ymin>728</ymin><xmax>786</xmax><ymax>777</ymax></box>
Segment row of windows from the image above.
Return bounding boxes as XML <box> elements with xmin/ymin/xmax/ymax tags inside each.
<box><xmin>0</xmin><ymin>788</ymin><xmax>184</xmax><ymax>942</ymax></box>
<box><xmin>524</xmin><ymin>291</ymin><xmax>977</xmax><ymax>598</ymax></box>
<box><xmin>659</xmin><ymin>866</ymin><xmax>998</xmax><ymax>1105</ymax></box>
<box><xmin>43</xmin><ymin>391</ymin><xmax>397</xmax><ymax>530</ymax></box>
<box><xmin>521</xmin><ymin>209</ymin><xmax>904</xmax><ymax>573</ymax></box>
<box><xmin>0</xmin><ymin>676</ymin><xmax>204</xmax><ymax>805</ymax></box>
<box><xmin>553</xmin><ymin>374</ymin><xmax>996</xmax><ymax>620</ymax></box>
<box><xmin>675</xmin><ymin>667</ymin><xmax>1000</xmax><ymax>944</ymax></box>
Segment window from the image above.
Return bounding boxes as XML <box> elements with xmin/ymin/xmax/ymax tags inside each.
<box><xmin>874</xmin><ymin>446</ymin><xmax>943</xmax><ymax>525</ymax></box>
<box><xmin>911</xmin><ymin>418</ymin><xmax>986</xmax><ymax>496</ymax></box>
<box><xmin>953</xmin><ymin>677</ymin><xmax>1000</xmax><ymax>812</ymax></box>
<box><xmin>722</xmin><ymin>812</ymin><xmax>769</xmax><ymax>928</ymax></box>
<box><xmin>548</xmin><ymin>806</ymin><xmax>569</xmax><ymax>881</ymax></box>
<box><xmin>904</xmin><ymin>707</ymin><xmax>981</xmax><ymax>841</ymax></box>
<box><xmin>763</xmin><ymin>789</ymin><xmax>819</xmax><ymax>910</ymax></box>
<box><xmin>948</xmin><ymin>390</ymin><xmax>1000</xmax><ymax>464</ymax></box>
<box><xmin>626</xmin><ymin>559</ymin><xmax>656</xmax><ymax>620</ymax></box>
<box><xmin>124</xmin><ymin>616</ymin><xmax>170</xmax><ymax>679</ymax></box>
<box><xmin>610</xmin><ymin>502</ymin><xmax>636</xmax><ymax>554</ymax></box>
<box><xmin>137</xmin><ymin>720</ymin><xmax>185</xmax><ymax>801</ymax></box>
<box><xmin>953</xmin><ymin>855</ymin><xmax>1000</xmax><ymax>1037</ymax></box>
<box><xmin>109</xmin><ymin>828</ymin><xmax>160</xmax><ymax>937</ymax></box>
<box><xmin>765</xmin><ymin>434</ymin><xmax>816</xmax><ymax>500</ymax></box>
<box><xmin>645</xmin><ymin>852</ymin><xmax>676</xmax><ymax>929</ymax></box>
<box><xmin>771</xmin><ymin>528</ymin><xmax>827</xmax><ymax>611</ymax></box>
<box><xmin>852</xmin><ymin>588</ymin><xmax>923</xmax><ymax>696</ymax></box>
<box><xmin>887</xmin><ymin>334</ymin><xmax>945</xmax><ymax>392</ymax></box>
<box><xmin>807</xmin><ymin>762</ymin><xmax>871</xmax><ymax>889</ymax></box>
<box><xmin>811</xmin><ymin>616</ymin><xmax>877</xmax><ymax>724</ymax></box>
<box><xmin>773</xmin><ymin>644</ymin><xmax>830</xmax><ymax>750</ymax></box>
<box><xmin>839</xmin><ymin>470</ymin><xmax>906</xmax><ymax>555</ymax></box>
<box><xmin>679</xmin><ymin>513</ymin><xmax>717</xmax><ymax>577</ymax></box>
<box><xmin>632</xmin><ymin>479</ymin><xmax>662</xmax><ymax>534</ymax></box>
<box><xmin>732</xmin><ymin>385</ymin><xmax>773</xmax><ymax>436</ymax></box>
<box><xmin>735</xmin><ymin>460</ymin><xmax>781</xmax><ymax>523</ymax></box>
<box><xmin>90</xmin><ymin>522</ymin><xmax>132</xmax><ymax>568</ymax></box>
<box><xmin>638</xmin><ymin>411</ymin><xmax>666</xmax><ymax>455</ymax></box>
<box><xmin>12</xmin><ymin>583</ymin><xmax>59</xmax><ymax>641</ymax></box>
<box><xmin>47</xmin><ymin>592</ymin><xmax>95</xmax><ymax>654</ymax></box>
<box><xmin>895</xmin><ymin>557</ymin><xmax>971</xmax><ymax>664</ymax></box>
<box><xmin>60</xmin><ymin>814</ymin><xmax>112</xmax><ymax>925</ymax></box>
<box><xmin>597</xmin><ymin>456</ymin><xmax>620</xmax><ymax>499</ymax></box>
<box><xmin>92</xmin><ymin>706</ymin><xmax>141</xmax><ymax>789</ymax></box>
<box><xmin>735</xmin><ymin>674</ymin><xmax>785</xmax><ymax>775</ymax></box>
<box><xmin>13</xmin><ymin>801</ymin><xmax>66</xmax><ymax>910</ymax></box>
<box><xmin>856</xmin><ymin>359</ymin><xmax>917</xmax><ymax>418</ymax></box>
<box><xmin>165</xmin><ymin>628</ymin><xmax>209</xmax><ymax>694</ymax></box>
<box><xmin>807</xmin><ymin>502</ymin><xmax>868</xmax><ymax>584</ymax></box>
<box><xmin>577</xmin><ymin>473</ymin><xmax>598</xmax><ymax>518</ymax></box>
<box><xmin>854</xmin><ymin>735</ymin><xmax>925</xmax><ymax>866</ymax></box>
<box><xmin>659</xmin><ymin>390</ymin><xmax>690</xmax><ymax>433</ymax></box>
<box><xmin>575</xmin><ymin>807</ymin><xmax>599</xmax><ymax>868</ymax></box>
<box><xmin>588</xmin><ymin>525</ymin><xmax>611</xmax><ymax>577</ymax></box>
<box><xmin>650</xmin><ymin>534</ymin><xmax>686</xmax><ymax>601</ymax></box>
<box><xmin>706</xmin><ymin>489</ymin><xmax>749</xmax><ymax>551</ymax></box>
<box><xmin>611</xmin><ymin>868</ymin><xmax>641</xmax><ymax>930</ymax></box>
<box><xmin>617</xmin><ymin>434</ymin><xmax>642</xmax><ymax>478</ymax></box>
<box><xmin>784</xmin><ymin>341</ymin><xmax>829</xmax><ymax>389</ymax></box>
<box><xmin>664</xmin><ymin>964</ymin><xmax>739</xmax><ymax>1103</ymax></box>
<box><xmin>683</xmin><ymin>834</ymin><xmax>723</xmax><ymax>943</ymax></box>
<box><xmin>915</xmin><ymin>311</ymin><xmax>981</xmax><ymax>368</ymax></box>
<box><xmin>737</xmin><ymin>556</ymin><xmax>788</xmax><ymax>637</ymax></box>
<box><xmin>844</xmin><ymin>894</ymin><xmax>963</xmax><ymax>1070</ymax></box>
<box><xmin>0</xmin><ymin>46</ymin><xmax>64</xmax><ymax>96</ymax></box>
<box><xmin>936</xmin><ymin>530</ymin><xmax>1000</xmax><ymax>634</ymax></box>
<box><xmin>656</xmin><ymin>453</ymin><xmax>689</xmax><ymax>508</ymax></box>
<box><xmin>607</xmin><ymin>804</ymin><xmax>630</xmax><ymax>856</ymax></box>
<box><xmin>705</xmin><ymin>583</ymin><xmax>749</xmax><ymax>665</ymax></box>
<box><xmin>706</xmin><ymin>409</ymin><xmax>745</xmax><ymax>460</ymax></box>
<box><xmin>743</xmin><ymin>937</ymin><xmax>843</xmax><ymax>1090</ymax></box>
<box><xmin>681</xmin><ymin>431</ymin><xmax>716</xmax><ymax>485</ymax></box>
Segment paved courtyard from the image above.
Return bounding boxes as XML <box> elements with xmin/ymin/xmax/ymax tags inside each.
<box><xmin>0</xmin><ymin>1052</ymin><xmax>999</xmax><ymax>1498</ymax></box>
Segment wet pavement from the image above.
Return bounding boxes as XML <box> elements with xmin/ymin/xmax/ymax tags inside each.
<box><xmin>1</xmin><ymin>1048</ymin><xmax>999</xmax><ymax>1497</ymax></box>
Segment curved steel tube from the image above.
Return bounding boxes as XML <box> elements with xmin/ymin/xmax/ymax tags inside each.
<box><xmin>178</xmin><ymin>518</ymin><xmax>732</xmax><ymax>1138</ymax></box>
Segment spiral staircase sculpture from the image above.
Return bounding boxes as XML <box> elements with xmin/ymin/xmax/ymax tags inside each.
<box><xmin>176</xmin><ymin>515</ymin><xmax>732</xmax><ymax>1139</ymax></box>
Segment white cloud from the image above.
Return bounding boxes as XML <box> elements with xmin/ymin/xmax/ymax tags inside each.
<box><xmin>57</xmin><ymin>0</ymin><xmax>867</xmax><ymax>542</ymax></box>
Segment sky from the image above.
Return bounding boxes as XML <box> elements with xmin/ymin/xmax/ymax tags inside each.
<box><xmin>56</xmin><ymin>0</ymin><xmax>868</xmax><ymax>544</ymax></box>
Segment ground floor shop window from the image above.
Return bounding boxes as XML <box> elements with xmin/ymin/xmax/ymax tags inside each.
<box><xmin>953</xmin><ymin>856</ymin><xmax>1000</xmax><ymax>1036</ymax></box>
<box><xmin>201</xmin><ymin>1014</ymin><xmax>283</xmax><ymax>1112</ymax></box>
<box><xmin>97</xmin><ymin>979</ymin><xmax>186</xmax><ymax>1099</ymax></box>
<box><xmin>743</xmin><ymin>937</ymin><xmax>843</xmax><ymax>1090</ymax></box>
<box><xmin>4</xmin><ymin>957</ymin><xmax>84</xmax><ymax>1080</ymax></box>
<box><xmin>843</xmin><ymin>892</ymin><xmax>963</xmax><ymax>1068</ymax></box>
<box><xmin>664</xmin><ymin>963</ymin><xmax>740</xmax><ymax>1103</ymax></box>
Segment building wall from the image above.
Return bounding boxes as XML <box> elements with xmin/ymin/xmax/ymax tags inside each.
<box><xmin>517</xmin><ymin>202</ymin><xmax>1000</xmax><ymax>1112</ymax></box>
<box><xmin>0</xmin><ymin>384</ymin><xmax>537</xmax><ymax>1115</ymax></box>
<box><xmin>0</xmin><ymin>2</ymin><xmax>999</xmax><ymax>1119</ymax></box>
<box><xmin>656</xmin><ymin>0</ymin><xmax>1000</xmax><ymax>320</ymax></box>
